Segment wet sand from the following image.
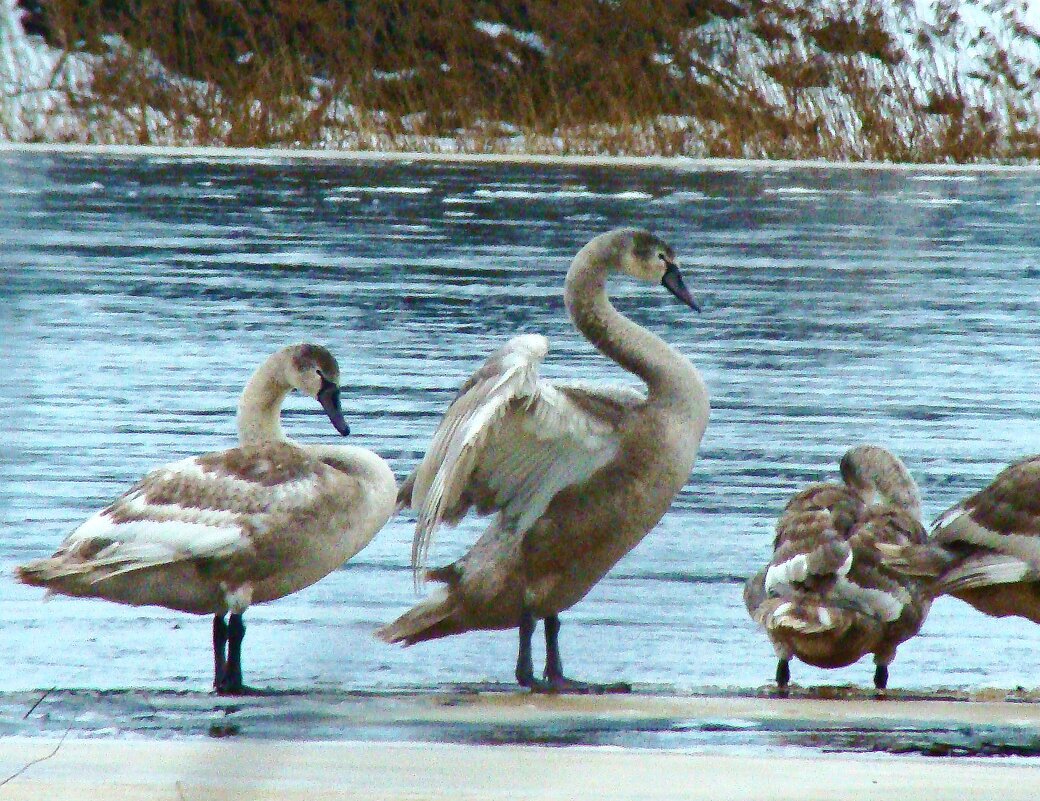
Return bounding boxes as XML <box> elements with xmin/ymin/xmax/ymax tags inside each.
<box><xmin>5</xmin><ymin>687</ymin><xmax>1040</xmax><ymax>749</ymax></box>
<box><xmin>2</xmin><ymin>691</ymin><xmax>1040</xmax><ymax>798</ymax></box>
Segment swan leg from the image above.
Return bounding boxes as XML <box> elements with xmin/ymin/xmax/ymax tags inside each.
<box><xmin>775</xmin><ymin>659</ymin><xmax>791</xmax><ymax>695</ymax></box>
<box><xmin>873</xmin><ymin>663</ymin><xmax>889</xmax><ymax>692</ymax></box>
<box><xmin>515</xmin><ymin>607</ymin><xmax>541</xmax><ymax>689</ymax></box>
<box><xmin>212</xmin><ymin>614</ymin><xmax>229</xmax><ymax>691</ymax></box>
<box><xmin>216</xmin><ymin>613</ymin><xmax>248</xmax><ymax>695</ymax></box>
<box><xmin>541</xmin><ymin>614</ymin><xmax>631</xmax><ymax>695</ymax></box>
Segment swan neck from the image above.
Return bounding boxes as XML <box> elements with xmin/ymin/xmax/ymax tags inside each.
<box><xmin>237</xmin><ymin>353</ymin><xmax>293</xmax><ymax>446</ymax></box>
<box><xmin>564</xmin><ymin>246</ymin><xmax>696</xmax><ymax>399</ymax></box>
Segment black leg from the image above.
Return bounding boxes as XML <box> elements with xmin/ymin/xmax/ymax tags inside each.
<box><xmin>543</xmin><ymin>614</ymin><xmax>565</xmax><ymax>681</ymax></box>
<box><xmin>540</xmin><ymin>614</ymin><xmax>630</xmax><ymax>695</ymax></box>
<box><xmin>212</xmin><ymin>614</ymin><xmax>228</xmax><ymax>691</ymax></box>
<box><xmin>216</xmin><ymin>613</ymin><xmax>247</xmax><ymax>695</ymax></box>
<box><xmin>515</xmin><ymin>607</ymin><xmax>540</xmax><ymax>690</ymax></box>
<box><xmin>775</xmin><ymin>659</ymin><xmax>791</xmax><ymax>695</ymax></box>
<box><xmin>874</xmin><ymin>663</ymin><xmax>889</xmax><ymax>691</ymax></box>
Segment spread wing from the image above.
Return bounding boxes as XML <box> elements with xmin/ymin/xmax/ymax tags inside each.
<box><xmin>403</xmin><ymin>334</ymin><xmax>637</xmax><ymax>583</ymax></box>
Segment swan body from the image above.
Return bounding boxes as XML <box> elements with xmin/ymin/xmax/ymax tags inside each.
<box><xmin>379</xmin><ymin>228</ymin><xmax>709</xmax><ymax>692</ymax></box>
<box><xmin>880</xmin><ymin>455</ymin><xmax>1040</xmax><ymax>626</ymax></box>
<box><xmin>744</xmin><ymin>446</ymin><xmax>932</xmax><ymax>691</ymax></box>
<box><xmin>18</xmin><ymin>343</ymin><xmax>396</xmax><ymax>693</ymax></box>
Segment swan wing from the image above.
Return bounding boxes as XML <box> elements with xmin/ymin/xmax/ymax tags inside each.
<box><xmin>932</xmin><ymin>456</ymin><xmax>1040</xmax><ymax>570</ymax></box>
<box><xmin>30</xmin><ymin>446</ymin><xmax>331</xmax><ymax>583</ymax></box>
<box><xmin>762</xmin><ymin>483</ymin><xmax>858</xmax><ymax>591</ymax></box>
<box><xmin>840</xmin><ymin>508</ymin><xmax>929</xmax><ymax>622</ymax></box>
<box><xmin>407</xmin><ymin>334</ymin><xmax>627</xmax><ymax>580</ymax></box>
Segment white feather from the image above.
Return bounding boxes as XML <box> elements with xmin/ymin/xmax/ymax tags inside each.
<box><xmin>931</xmin><ymin>502</ymin><xmax>969</xmax><ymax>534</ymax></box>
<box><xmin>941</xmin><ymin>556</ymin><xmax>1032</xmax><ymax>593</ymax></box>
<box><xmin>408</xmin><ymin>334</ymin><xmax>622</xmax><ymax>580</ymax></box>
<box><xmin>833</xmin><ymin>577</ymin><xmax>904</xmax><ymax>622</ymax></box>
<box><xmin>765</xmin><ymin>553</ymin><xmax>808</xmax><ymax>593</ymax></box>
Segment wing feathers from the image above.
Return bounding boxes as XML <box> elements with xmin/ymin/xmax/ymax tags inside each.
<box><xmin>406</xmin><ymin>334</ymin><xmax>624</xmax><ymax>584</ymax></box>
<box><xmin>19</xmin><ymin>444</ymin><xmax>335</xmax><ymax>589</ymax></box>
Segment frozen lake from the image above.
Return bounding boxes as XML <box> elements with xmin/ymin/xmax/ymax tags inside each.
<box><xmin>3</xmin><ymin>151</ymin><xmax>1040</xmax><ymax>698</ymax></box>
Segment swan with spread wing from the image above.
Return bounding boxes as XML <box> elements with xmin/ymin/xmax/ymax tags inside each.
<box><xmin>378</xmin><ymin>228</ymin><xmax>709</xmax><ymax>693</ymax></box>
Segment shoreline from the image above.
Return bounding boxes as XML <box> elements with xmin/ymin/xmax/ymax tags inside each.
<box><xmin>4</xmin><ymin>141</ymin><xmax>1040</xmax><ymax>172</ymax></box>
<box><xmin>3</xmin><ymin>688</ymin><xmax>1040</xmax><ymax>757</ymax></box>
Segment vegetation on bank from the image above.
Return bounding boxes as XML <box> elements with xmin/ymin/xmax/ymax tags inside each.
<box><xmin>6</xmin><ymin>0</ymin><xmax>1040</xmax><ymax>161</ymax></box>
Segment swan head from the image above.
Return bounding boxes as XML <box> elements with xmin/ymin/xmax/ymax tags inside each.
<box><xmin>839</xmin><ymin>445</ymin><xmax>920</xmax><ymax>517</ymax></box>
<box><xmin>614</xmin><ymin>228</ymin><xmax>699</xmax><ymax>311</ymax></box>
<box><xmin>286</xmin><ymin>344</ymin><xmax>350</xmax><ymax>436</ymax></box>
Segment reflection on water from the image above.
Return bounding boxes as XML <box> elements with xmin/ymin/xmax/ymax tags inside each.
<box><xmin>2</xmin><ymin>153</ymin><xmax>1040</xmax><ymax>696</ymax></box>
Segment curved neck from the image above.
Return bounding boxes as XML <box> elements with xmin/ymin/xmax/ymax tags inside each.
<box><xmin>236</xmin><ymin>354</ymin><xmax>292</xmax><ymax>446</ymax></box>
<box><xmin>564</xmin><ymin>243</ymin><xmax>702</xmax><ymax>403</ymax></box>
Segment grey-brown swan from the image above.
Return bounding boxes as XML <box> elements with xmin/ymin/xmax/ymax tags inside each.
<box><xmin>880</xmin><ymin>455</ymin><xmax>1040</xmax><ymax>637</ymax></box>
<box><xmin>744</xmin><ymin>445</ymin><xmax>932</xmax><ymax>692</ymax></box>
<box><xmin>378</xmin><ymin>228</ymin><xmax>709</xmax><ymax>693</ymax></box>
<box><xmin>17</xmin><ymin>343</ymin><xmax>396</xmax><ymax>694</ymax></box>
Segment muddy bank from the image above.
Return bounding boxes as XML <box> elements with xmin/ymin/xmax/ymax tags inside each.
<box><xmin>4</xmin><ymin>687</ymin><xmax>1040</xmax><ymax>758</ymax></box>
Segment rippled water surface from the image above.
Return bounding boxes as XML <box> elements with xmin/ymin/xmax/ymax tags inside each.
<box><xmin>3</xmin><ymin>153</ymin><xmax>1040</xmax><ymax>696</ymax></box>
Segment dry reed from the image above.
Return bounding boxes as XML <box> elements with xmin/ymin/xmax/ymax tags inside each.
<box><xmin>6</xmin><ymin>0</ymin><xmax>1040</xmax><ymax>161</ymax></box>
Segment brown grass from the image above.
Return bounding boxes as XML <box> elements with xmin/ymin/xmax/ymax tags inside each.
<box><xmin>8</xmin><ymin>0</ymin><xmax>1040</xmax><ymax>161</ymax></box>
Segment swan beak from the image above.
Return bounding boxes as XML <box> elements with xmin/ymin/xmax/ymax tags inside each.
<box><xmin>661</xmin><ymin>261</ymin><xmax>700</xmax><ymax>311</ymax></box>
<box><xmin>317</xmin><ymin>377</ymin><xmax>350</xmax><ymax>436</ymax></box>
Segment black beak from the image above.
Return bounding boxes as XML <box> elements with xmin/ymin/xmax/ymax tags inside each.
<box><xmin>661</xmin><ymin>261</ymin><xmax>700</xmax><ymax>311</ymax></box>
<box><xmin>317</xmin><ymin>377</ymin><xmax>350</xmax><ymax>436</ymax></box>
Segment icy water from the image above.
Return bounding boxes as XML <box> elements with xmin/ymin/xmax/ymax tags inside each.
<box><xmin>3</xmin><ymin>151</ymin><xmax>1040</xmax><ymax>709</ymax></box>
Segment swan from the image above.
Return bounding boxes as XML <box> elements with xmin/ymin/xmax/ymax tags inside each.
<box><xmin>879</xmin><ymin>455</ymin><xmax>1040</xmax><ymax>634</ymax></box>
<box><xmin>378</xmin><ymin>227</ymin><xmax>709</xmax><ymax>693</ymax></box>
<box><xmin>17</xmin><ymin>343</ymin><xmax>396</xmax><ymax>694</ymax></box>
<box><xmin>743</xmin><ymin>446</ymin><xmax>932</xmax><ymax>692</ymax></box>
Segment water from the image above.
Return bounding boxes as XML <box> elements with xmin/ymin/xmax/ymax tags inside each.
<box><xmin>3</xmin><ymin>152</ymin><xmax>1040</xmax><ymax>699</ymax></box>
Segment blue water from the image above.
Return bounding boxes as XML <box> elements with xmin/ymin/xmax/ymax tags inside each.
<box><xmin>3</xmin><ymin>153</ymin><xmax>1040</xmax><ymax>695</ymax></box>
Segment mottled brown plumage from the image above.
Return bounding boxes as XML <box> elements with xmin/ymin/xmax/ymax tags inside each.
<box><xmin>17</xmin><ymin>344</ymin><xmax>396</xmax><ymax>693</ymax></box>
<box><xmin>881</xmin><ymin>455</ymin><xmax>1040</xmax><ymax>627</ymax></box>
<box><xmin>744</xmin><ymin>445</ymin><xmax>931</xmax><ymax>691</ymax></box>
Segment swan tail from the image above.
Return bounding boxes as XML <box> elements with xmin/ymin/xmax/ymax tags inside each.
<box><xmin>395</xmin><ymin>470</ymin><xmax>416</xmax><ymax>513</ymax></box>
<box><xmin>16</xmin><ymin>558</ymin><xmax>90</xmax><ymax>589</ymax></box>
<box><xmin>377</xmin><ymin>584</ymin><xmax>464</xmax><ymax>645</ymax></box>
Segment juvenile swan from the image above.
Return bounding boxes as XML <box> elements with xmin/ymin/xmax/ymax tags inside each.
<box><xmin>879</xmin><ymin>456</ymin><xmax>1040</xmax><ymax>642</ymax></box>
<box><xmin>17</xmin><ymin>344</ymin><xmax>396</xmax><ymax>694</ymax></box>
<box><xmin>744</xmin><ymin>446</ymin><xmax>932</xmax><ymax>692</ymax></box>
<box><xmin>378</xmin><ymin>228</ymin><xmax>708</xmax><ymax>693</ymax></box>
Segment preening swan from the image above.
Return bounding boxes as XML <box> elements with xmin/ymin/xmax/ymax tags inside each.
<box><xmin>879</xmin><ymin>455</ymin><xmax>1040</xmax><ymax>636</ymax></box>
<box><xmin>379</xmin><ymin>227</ymin><xmax>709</xmax><ymax>693</ymax></box>
<box><xmin>744</xmin><ymin>446</ymin><xmax>932</xmax><ymax>692</ymax></box>
<box><xmin>17</xmin><ymin>343</ymin><xmax>396</xmax><ymax>695</ymax></box>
